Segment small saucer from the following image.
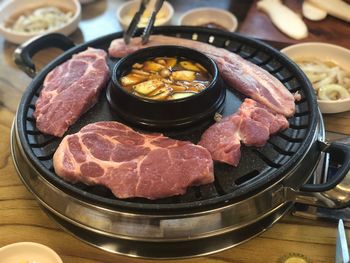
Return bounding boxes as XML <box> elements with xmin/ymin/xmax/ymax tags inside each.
<box><xmin>179</xmin><ymin>7</ymin><xmax>238</xmax><ymax>32</ymax></box>
<box><xmin>0</xmin><ymin>242</ymin><xmax>63</xmax><ymax>263</ymax></box>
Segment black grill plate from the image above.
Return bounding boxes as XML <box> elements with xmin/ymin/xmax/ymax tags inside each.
<box><xmin>16</xmin><ymin>26</ymin><xmax>318</xmax><ymax>212</ymax></box>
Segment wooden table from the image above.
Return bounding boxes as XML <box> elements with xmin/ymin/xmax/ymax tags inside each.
<box><xmin>240</xmin><ymin>0</ymin><xmax>350</xmax><ymax>50</ymax></box>
<box><xmin>0</xmin><ymin>1</ymin><xmax>349</xmax><ymax>262</ymax></box>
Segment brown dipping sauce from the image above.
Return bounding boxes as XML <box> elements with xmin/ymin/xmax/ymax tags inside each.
<box><xmin>120</xmin><ymin>56</ymin><xmax>212</xmax><ymax>101</ymax></box>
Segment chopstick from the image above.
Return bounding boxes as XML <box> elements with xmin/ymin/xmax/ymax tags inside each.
<box><xmin>123</xmin><ymin>0</ymin><xmax>164</xmax><ymax>45</ymax></box>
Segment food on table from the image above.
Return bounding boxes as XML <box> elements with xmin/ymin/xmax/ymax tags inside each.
<box><xmin>307</xmin><ymin>0</ymin><xmax>350</xmax><ymax>22</ymax></box>
<box><xmin>5</xmin><ymin>6</ymin><xmax>74</xmax><ymax>34</ymax></box>
<box><xmin>318</xmin><ymin>84</ymin><xmax>349</xmax><ymax>100</ymax></box>
<box><xmin>120</xmin><ymin>56</ymin><xmax>211</xmax><ymax>100</ymax></box>
<box><xmin>257</xmin><ymin>0</ymin><xmax>308</xmax><ymax>40</ymax></box>
<box><xmin>302</xmin><ymin>1</ymin><xmax>327</xmax><ymax>21</ymax></box>
<box><xmin>108</xmin><ymin>35</ymin><xmax>297</xmax><ymax>117</ymax></box>
<box><xmin>34</xmin><ymin>48</ymin><xmax>110</xmax><ymax>137</ymax></box>
<box><xmin>199</xmin><ymin>99</ymin><xmax>289</xmax><ymax>166</ymax></box>
<box><xmin>123</xmin><ymin>1</ymin><xmax>169</xmax><ymax>28</ymax></box>
<box><xmin>294</xmin><ymin>57</ymin><xmax>350</xmax><ymax>101</ymax></box>
<box><xmin>53</xmin><ymin>121</ymin><xmax>214</xmax><ymax>199</ymax></box>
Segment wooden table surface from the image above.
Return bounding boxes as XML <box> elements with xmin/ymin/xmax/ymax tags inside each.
<box><xmin>240</xmin><ymin>0</ymin><xmax>350</xmax><ymax>50</ymax></box>
<box><xmin>1</xmin><ymin>1</ymin><xmax>349</xmax><ymax>262</ymax></box>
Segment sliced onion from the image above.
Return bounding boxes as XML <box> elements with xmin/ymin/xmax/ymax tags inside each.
<box><xmin>294</xmin><ymin>57</ymin><xmax>350</xmax><ymax>101</ymax></box>
<box><xmin>318</xmin><ymin>84</ymin><xmax>350</xmax><ymax>100</ymax></box>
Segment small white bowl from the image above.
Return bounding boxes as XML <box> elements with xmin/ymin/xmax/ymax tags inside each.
<box><xmin>281</xmin><ymin>42</ymin><xmax>350</xmax><ymax>114</ymax></box>
<box><xmin>117</xmin><ymin>0</ymin><xmax>174</xmax><ymax>30</ymax></box>
<box><xmin>179</xmin><ymin>7</ymin><xmax>238</xmax><ymax>32</ymax></box>
<box><xmin>0</xmin><ymin>242</ymin><xmax>63</xmax><ymax>263</ymax></box>
<box><xmin>0</xmin><ymin>0</ymin><xmax>81</xmax><ymax>44</ymax></box>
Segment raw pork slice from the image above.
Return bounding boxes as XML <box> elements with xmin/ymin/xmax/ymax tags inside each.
<box><xmin>108</xmin><ymin>35</ymin><xmax>296</xmax><ymax>117</ymax></box>
<box><xmin>34</xmin><ymin>48</ymin><xmax>110</xmax><ymax>137</ymax></box>
<box><xmin>198</xmin><ymin>99</ymin><xmax>289</xmax><ymax>166</ymax></box>
<box><xmin>53</xmin><ymin>121</ymin><xmax>214</xmax><ymax>200</ymax></box>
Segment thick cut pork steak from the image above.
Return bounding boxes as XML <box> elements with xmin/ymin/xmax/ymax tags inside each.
<box><xmin>53</xmin><ymin>121</ymin><xmax>214</xmax><ymax>200</ymax></box>
<box><xmin>108</xmin><ymin>35</ymin><xmax>297</xmax><ymax>117</ymax></box>
<box><xmin>34</xmin><ymin>48</ymin><xmax>110</xmax><ymax>137</ymax></box>
<box><xmin>199</xmin><ymin>99</ymin><xmax>289</xmax><ymax>166</ymax></box>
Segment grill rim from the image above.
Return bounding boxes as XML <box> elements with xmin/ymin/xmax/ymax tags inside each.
<box><xmin>15</xmin><ymin>26</ymin><xmax>319</xmax><ymax>212</ymax></box>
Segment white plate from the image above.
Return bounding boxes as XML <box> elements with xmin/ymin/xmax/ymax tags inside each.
<box><xmin>281</xmin><ymin>42</ymin><xmax>350</xmax><ymax>114</ymax></box>
<box><xmin>179</xmin><ymin>7</ymin><xmax>238</xmax><ymax>32</ymax></box>
<box><xmin>0</xmin><ymin>0</ymin><xmax>81</xmax><ymax>44</ymax></box>
<box><xmin>0</xmin><ymin>242</ymin><xmax>63</xmax><ymax>263</ymax></box>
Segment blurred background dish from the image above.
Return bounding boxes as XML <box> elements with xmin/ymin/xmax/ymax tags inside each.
<box><xmin>0</xmin><ymin>0</ymin><xmax>81</xmax><ymax>44</ymax></box>
<box><xmin>0</xmin><ymin>242</ymin><xmax>63</xmax><ymax>263</ymax></box>
<box><xmin>179</xmin><ymin>7</ymin><xmax>238</xmax><ymax>32</ymax></box>
<box><xmin>78</xmin><ymin>0</ymin><xmax>96</xmax><ymax>4</ymax></box>
<box><xmin>281</xmin><ymin>42</ymin><xmax>350</xmax><ymax>114</ymax></box>
<box><xmin>117</xmin><ymin>0</ymin><xmax>174</xmax><ymax>30</ymax></box>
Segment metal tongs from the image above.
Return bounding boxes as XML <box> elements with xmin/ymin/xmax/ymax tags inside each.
<box><xmin>123</xmin><ymin>0</ymin><xmax>165</xmax><ymax>45</ymax></box>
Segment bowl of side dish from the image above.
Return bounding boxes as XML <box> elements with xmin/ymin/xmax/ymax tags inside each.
<box><xmin>179</xmin><ymin>7</ymin><xmax>238</xmax><ymax>32</ymax></box>
<box><xmin>117</xmin><ymin>0</ymin><xmax>174</xmax><ymax>30</ymax></box>
<box><xmin>0</xmin><ymin>0</ymin><xmax>81</xmax><ymax>44</ymax></box>
<box><xmin>281</xmin><ymin>42</ymin><xmax>350</xmax><ymax>114</ymax></box>
<box><xmin>107</xmin><ymin>45</ymin><xmax>226</xmax><ymax>129</ymax></box>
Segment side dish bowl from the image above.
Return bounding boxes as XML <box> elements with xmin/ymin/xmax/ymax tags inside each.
<box><xmin>179</xmin><ymin>7</ymin><xmax>238</xmax><ymax>32</ymax></box>
<box><xmin>281</xmin><ymin>42</ymin><xmax>350</xmax><ymax>114</ymax></box>
<box><xmin>116</xmin><ymin>0</ymin><xmax>174</xmax><ymax>30</ymax></box>
<box><xmin>0</xmin><ymin>0</ymin><xmax>81</xmax><ymax>44</ymax></box>
<box><xmin>107</xmin><ymin>45</ymin><xmax>226</xmax><ymax>129</ymax></box>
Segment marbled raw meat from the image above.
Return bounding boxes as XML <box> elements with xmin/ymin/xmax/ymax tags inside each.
<box><xmin>34</xmin><ymin>48</ymin><xmax>110</xmax><ymax>137</ymax></box>
<box><xmin>198</xmin><ymin>99</ymin><xmax>289</xmax><ymax>166</ymax></box>
<box><xmin>53</xmin><ymin>121</ymin><xmax>214</xmax><ymax>199</ymax></box>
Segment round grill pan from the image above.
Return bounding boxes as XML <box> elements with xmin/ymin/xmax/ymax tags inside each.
<box><xmin>15</xmin><ymin>26</ymin><xmax>319</xmax><ymax>212</ymax></box>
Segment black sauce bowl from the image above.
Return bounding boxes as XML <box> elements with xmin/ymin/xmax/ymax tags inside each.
<box><xmin>107</xmin><ymin>45</ymin><xmax>226</xmax><ymax>130</ymax></box>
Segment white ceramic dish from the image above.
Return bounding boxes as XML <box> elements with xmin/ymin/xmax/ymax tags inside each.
<box><xmin>0</xmin><ymin>242</ymin><xmax>63</xmax><ymax>263</ymax></box>
<box><xmin>0</xmin><ymin>0</ymin><xmax>81</xmax><ymax>44</ymax></box>
<box><xmin>281</xmin><ymin>42</ymin><xmax>350</xmax><ymax>114</ymax></box>
<box><xmin>179</xmin><ymin>7</ymin><xmax>238</xmax><ymax>32</ymax></box>
<box><xmin>117</xmin><ymin>0</ymin><xmax>174</xmax><ymax>30</ymax></box>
